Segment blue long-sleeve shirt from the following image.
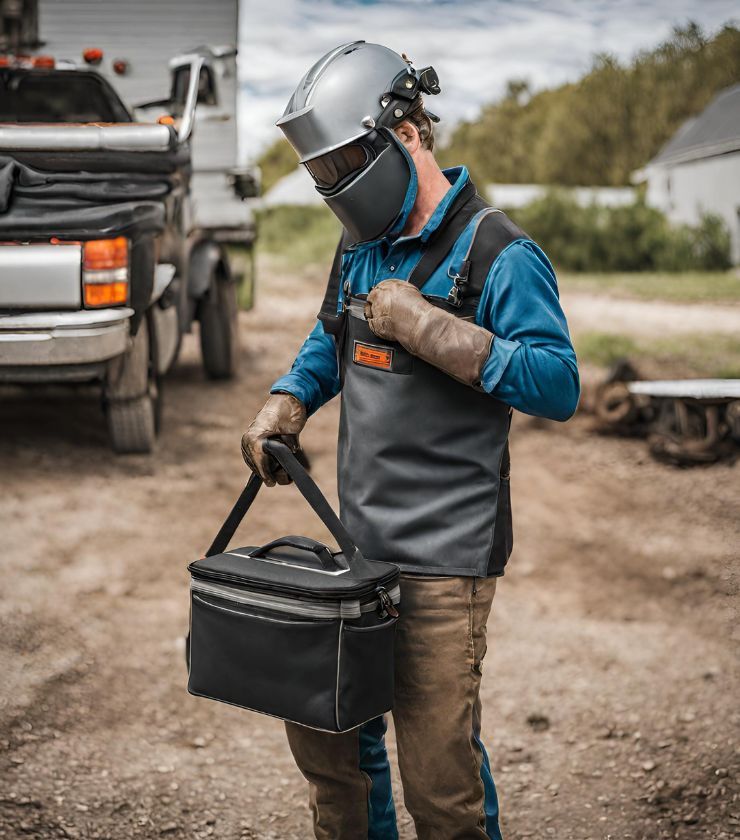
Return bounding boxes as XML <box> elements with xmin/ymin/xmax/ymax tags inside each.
<box><xmin>272</xmin><ymin>166</ymin><xmax>579</xmax><ymax>421</ymax></box>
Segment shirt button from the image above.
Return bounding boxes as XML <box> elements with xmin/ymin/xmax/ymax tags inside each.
<box><xmin>389</xmin><ymin>265</ymin><xmax>395</xmax><ymax>271</ymax></box>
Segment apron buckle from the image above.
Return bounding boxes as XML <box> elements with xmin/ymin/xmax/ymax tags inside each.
<box><xmin>446</xmin><ymin>259</ymin><xmax>471</xmax><ymax>308</ymax></box>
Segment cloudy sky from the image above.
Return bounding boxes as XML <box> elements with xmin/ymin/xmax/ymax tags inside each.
<box><xmin>239</xmin><ymin>0</ymin><xmax>737</xmax><ymax>161</ymax></box>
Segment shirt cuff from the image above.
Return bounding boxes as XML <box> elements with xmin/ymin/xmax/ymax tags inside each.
<box><xmin>479</xmin><ymin>336</ymin><xmax>520</xmax><ymax>393</ymax></box>
<box><xmin>270</xmin><ymin>375</ymin><xmax>317</xmax><ymax>415</ymax></box>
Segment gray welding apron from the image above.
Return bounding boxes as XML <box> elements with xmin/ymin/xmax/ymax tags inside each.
<box><xmin>337</xmin><ymin>296</ymin><xmax>513</xmax><ymax>578</ymax></box>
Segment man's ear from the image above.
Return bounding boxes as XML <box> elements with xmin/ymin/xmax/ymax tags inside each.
<box><xmin>394</xmin><ymin>120</ymin><xmax>420</xmax><ymax>154</ymax></box>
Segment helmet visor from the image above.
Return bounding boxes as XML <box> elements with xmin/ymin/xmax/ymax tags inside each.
<box><xmin>304</xmin><ymin>143</ymin><xmax>369</xmax><ymax>190</ymax></box>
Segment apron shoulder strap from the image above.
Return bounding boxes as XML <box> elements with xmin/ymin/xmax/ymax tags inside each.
<box><xmin>317</xmin><ymin>228</ymin><xmax>351</xmax><ymax>336</ymax></box>
<box><xmin>459</xmin><ymin>209</ymin><xmax>528</xmax><ymax>311</ymax></box>
<box><xmin>407</xmin><ymin>180</ymin><xmax>484</xmax><ymax>290</ymax></box>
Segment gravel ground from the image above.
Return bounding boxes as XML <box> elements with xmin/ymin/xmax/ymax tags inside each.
<box><xmin>1</xmin><ymin>260</ymin><xmax>738</xmax><ymax>839</ymax></box>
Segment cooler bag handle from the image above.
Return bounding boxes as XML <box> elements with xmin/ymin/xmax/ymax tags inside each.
<box><xmin>205</xmin><ymin>439</ymin><xmax>362</xmax><ymax>565</ymax></box>
<box><xmin>251</xmin><ymin>535</ymin><xmax>337</xmax><ymax>570</ymax></box>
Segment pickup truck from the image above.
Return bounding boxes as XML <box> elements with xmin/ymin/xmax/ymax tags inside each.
<box><xmin>0</xmin><ymin>50</ymin><xmax>256</xmax><ymax>453</ymax></box>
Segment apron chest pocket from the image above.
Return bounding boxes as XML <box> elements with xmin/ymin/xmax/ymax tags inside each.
<box><xmin>345</xmin><ymin>302</ymin><xmax>413</xmax><ymax>376</ymax></box>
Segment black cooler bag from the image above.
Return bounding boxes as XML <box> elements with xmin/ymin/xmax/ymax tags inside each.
<box><xmin>187</xmin><ymin>440</ymin><xmax>401</xmax><ymax>732</ymax></box>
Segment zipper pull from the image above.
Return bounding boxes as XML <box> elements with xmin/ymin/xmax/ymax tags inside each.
<box><xmin>377</xmin><ymin>587</ymin><xmax>399</xmax><ymax>619</ymax></box>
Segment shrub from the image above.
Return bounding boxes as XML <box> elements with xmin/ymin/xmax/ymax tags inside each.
<box><xmin>688</xmin><ymin>213</ymin><xmax>733</xmax><ymax>271</ymax></box>
<box><xmin>509</xmin><ymin>193</ymin><xmax>732</xmax><ymax>272</ymax></box>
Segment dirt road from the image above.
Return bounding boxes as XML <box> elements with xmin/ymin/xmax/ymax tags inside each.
<box><xmin>1</xmin><ymin>261</ymin><xmax>738</xmax><ymax>840</ymax></box>
<box><xmin>560</xmin><ymin>291</ymin><xmax>740</xmax><ymax>338</ymax></box>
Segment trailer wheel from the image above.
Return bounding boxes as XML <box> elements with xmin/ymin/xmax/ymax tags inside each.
<box><xmin>105</xmin><ymin>317</ymin><xmax>158</xmax><ymax>454</ymax></box>
<box><xmin>199</xmin><ymin>270</ymin><xmax>239</xmax><ymax>380</ymax></box>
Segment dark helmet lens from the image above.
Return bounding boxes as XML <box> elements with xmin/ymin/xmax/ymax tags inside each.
<box><xmin>305</xmin><ymin>143</ymin><xmax>369</xmax><ymax>189</ymax></box>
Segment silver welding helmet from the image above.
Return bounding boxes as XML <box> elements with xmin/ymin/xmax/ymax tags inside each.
<box><xmin>276</xmin><ymin>41</ymin><xmax>441</xmax><ymax>243</ymax></box>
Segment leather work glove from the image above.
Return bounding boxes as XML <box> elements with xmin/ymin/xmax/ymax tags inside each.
<box><xmin>364</xmin><ymin>279</ymin><xmax>494</xmax><ymax>387</ymax></box>
<box><xmin>241</xmin><ymin>392</ymin><xmax>307</xmax><ymax>486</ymax></box>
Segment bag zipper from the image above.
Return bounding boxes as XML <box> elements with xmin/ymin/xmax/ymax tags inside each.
<box><xmin>377</xmin><ymin>588</ymin><xmax>400</xmax><ymax>619</ymax></box>
<box><xmin>191</xmin><ymin>579</ymin><xmax>400</xmax><ymax>621</ymax></box>
<box><xmin>188</xmin><ymin>562</ymin><xmax>399</xmax><ymax>602</ymax></box>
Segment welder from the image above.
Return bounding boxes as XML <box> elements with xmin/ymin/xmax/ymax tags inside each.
<box><xmin>241</xmin><ymin>41</ymin><xmax>579</xmax><ymax>840</ymax></box>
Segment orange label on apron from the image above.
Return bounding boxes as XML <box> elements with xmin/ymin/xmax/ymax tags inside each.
<box><xmin>353</xmin><ymin>341</ymin><xmax>394</xmax><ymax>371</ymax></box>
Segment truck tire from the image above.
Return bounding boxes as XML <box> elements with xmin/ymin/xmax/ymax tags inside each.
<box><xmin>199</xmin><ymin>271</ymin><xmax>239</xmax><ymax>380</ymax></box>
<box><xmin>105</xmin><ymin>317</ymin><xmax>158</xmax><ymax>454</ymax></box>
<box><xmin>108</xmin><ymin>396</ymin><xmax>156</xmax><ymax>455</ymax></box>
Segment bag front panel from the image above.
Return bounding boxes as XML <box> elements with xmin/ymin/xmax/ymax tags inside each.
<box><xmin>188</xmin><ymin>591</ymin><xmax>341</xmax><ymax>731</ymax></box>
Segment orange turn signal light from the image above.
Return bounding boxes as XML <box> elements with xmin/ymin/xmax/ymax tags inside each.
<box><xmin>82</xmin><ymin>238</ymin><xmax>129</xmax><ymax>307</ymax></box>
<box><xmin>83</xmin><ymin>237</ymin><xmax>128</xmax><ymax>271</ymax></box>
<box><xmin>84</xmin><ymin>282</ymin><xmax>128</xmax><ymax>307</ymax></box>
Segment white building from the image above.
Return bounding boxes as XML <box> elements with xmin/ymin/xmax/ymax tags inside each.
<box><xmin>634</xmin><ymin>84</ymin><xmax>740</xmax><ymax>263</ymax></box>
<box><xmin>264</xmin><ymin>171</ymin><xmax>639</xmax><ymax>211</ymax></box>
<box><xmin>484</xmin><ymin>183</ymin><xmax>636</xmax><ymax>209</ymax></box>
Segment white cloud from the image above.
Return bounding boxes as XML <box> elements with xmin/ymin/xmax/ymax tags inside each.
<box><xmin>238</xmin><ymin>0</ymin><xmax>738</xmax><ymax>160</ymax></box>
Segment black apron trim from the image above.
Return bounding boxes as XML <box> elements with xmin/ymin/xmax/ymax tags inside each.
<box><xmin>317</xmin><ymin>227</ymin><xmax>352</xmax><ymax>337</ymax></box>
<box><xmin>406</xmin><ymin>180</ymin><xmax>482</xmax><ymax>290</ymax></box>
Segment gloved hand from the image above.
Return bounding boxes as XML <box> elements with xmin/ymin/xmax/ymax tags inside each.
<box><xmin>241</xmin><ymin>393</ymin><xmax>307</xmax><ymax>486</ymax></box>
<box><xmin>364</xmin><ymin>279</ymin><xmax>494</xmax><ymax>387</ymax></box>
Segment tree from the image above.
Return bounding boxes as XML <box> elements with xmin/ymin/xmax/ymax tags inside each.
<box><xmin>440</xmin><ymin>23</ymin><xmax>740</xmax><ymax>187</ymax></box>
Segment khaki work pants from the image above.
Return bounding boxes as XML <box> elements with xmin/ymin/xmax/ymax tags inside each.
<box><xmin>285</xmin><ymin>574</ymin><xmax>502</xmax><ymax>840</ymax></box>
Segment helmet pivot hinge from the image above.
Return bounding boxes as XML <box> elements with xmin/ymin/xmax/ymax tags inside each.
<box><xmin>393</xmin><ymin>108</ymin><xmax>404</xmax><ymax>119</ymax></box>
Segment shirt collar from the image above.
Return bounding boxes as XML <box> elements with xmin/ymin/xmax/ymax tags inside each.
<box><xmin>353</xmin><ymin>165</ymin><xmax>470</xmax><ymax>253</ymax></box>
<box><xmin>407</xmin><ymin>165</ymin><xmax>470</xmax><ymax>244</ymax></box>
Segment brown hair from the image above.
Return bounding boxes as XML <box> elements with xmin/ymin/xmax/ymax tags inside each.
<box><xmin>405</xmin><ymin>96</ymin><xmax>435</xmax><ymax>152</ymax></box>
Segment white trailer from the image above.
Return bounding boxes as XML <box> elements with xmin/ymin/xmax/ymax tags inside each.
<box><xmin>32</xmin><ymin>0</ymin><xmax>257</xmax><ymax>234</ymax></box>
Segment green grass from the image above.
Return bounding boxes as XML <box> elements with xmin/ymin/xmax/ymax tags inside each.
<box><xmin>255</xmin><ymin>205</ymin><xmax>340</xmax><ymax>269</ymax></box>
<box><xmin>559</xmin><ymin>271</ymin><xmax>740</xmax><ymax>303</ymax></box>
<box><xmin>576</xmin><ymin>331</ymin><xmax>740</xmax><ymax>378</ymax></box>
<box><xmin>256</xmin><ymin>139</ymin><xmax>299</xmax><ymax>194</ymax></box>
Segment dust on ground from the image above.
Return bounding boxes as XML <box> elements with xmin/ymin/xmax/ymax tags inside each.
<box><xmin>1</xmin><ymin>260</ymin><xmax>738</xmax><ymax>840</ymax></box>
<box><xmin>560</xmin><ymin>290</ymin><xmax>740</xmax><ymax>337</ymax></box>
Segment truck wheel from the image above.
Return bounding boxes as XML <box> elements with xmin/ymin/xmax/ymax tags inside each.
<box><xmin>199</xmin><ymin>272</ymin><xmax>239</xmax><ymax>380</ymax></box>
<box><xmin>105</xmin><ymin>317</ymin><xmax>158</xmax><ymax>454</ymax></box>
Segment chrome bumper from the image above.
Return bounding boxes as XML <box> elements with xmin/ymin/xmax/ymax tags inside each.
<box><xmin>0</xmin><ymin>308</ymin><xmax>133</xmax><ymax>366</ymax></box>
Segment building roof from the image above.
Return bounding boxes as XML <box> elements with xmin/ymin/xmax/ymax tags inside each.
<box><xmin>650</xmin><ymin>84</ymin><xmax>740</xmax><ymax>167</ymax></box>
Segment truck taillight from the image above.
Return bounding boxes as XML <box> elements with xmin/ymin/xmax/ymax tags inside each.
<box><xmin>82</xmin><ymin>237</ymin><xmax>129</xmax><ymax>307</ymax></box>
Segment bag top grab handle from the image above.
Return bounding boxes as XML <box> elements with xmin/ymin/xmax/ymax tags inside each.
<box><xmin>205</xmin><ymin>439</ymin><xmax>362</xmax><ymax>564</ymax></box>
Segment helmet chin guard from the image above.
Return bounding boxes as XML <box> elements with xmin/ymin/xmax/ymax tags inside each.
<box><xmin>320</xmin><ymin>130</ymin><xmax>417</xmax><ymax>244</ymax></box>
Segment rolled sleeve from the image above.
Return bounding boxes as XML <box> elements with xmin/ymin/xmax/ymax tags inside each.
<box><xmin>479</xmin><ymin>336</ymin><xmax>521</xmax><ymax>393</ymax></box>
